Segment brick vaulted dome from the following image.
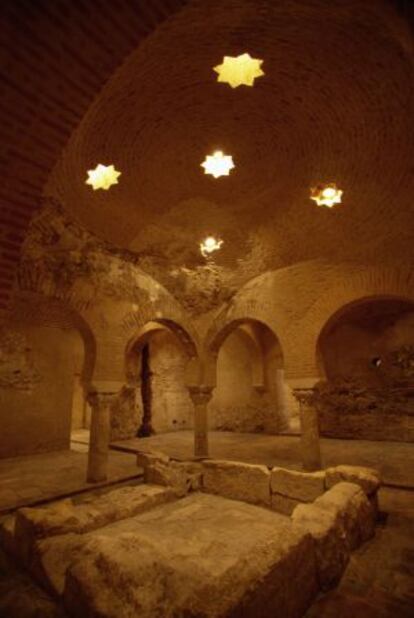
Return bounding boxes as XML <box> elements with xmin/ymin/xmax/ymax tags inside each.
<box><xmin>45</xmin><ymin>0</ymin><xmax>414</xmax><ymax>279</ymax></box>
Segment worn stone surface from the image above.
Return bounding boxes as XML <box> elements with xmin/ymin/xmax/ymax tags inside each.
<box><xmin>314</xmin><ymin>379</ymin><xmax>414</xmax><ymax>442</ymax></box>
<box><xmin>14</xmin><ymin>485</ymin><xmax>174</xmax><ymax>566</ymax></box>
<box><xmin>110</xmin><ymin>386</ymin><xmax>141</xmax><ymax>441</ymax></box>
<box><xmin>146</xmin><ymin>460</ymin><xmax>203</xmax><ymax>496</ymax></box>
<box><xmin>271</xmin><ymin>467</ymin><xmax>326</xmax><ymax>501</ymax></box>
<box><xmin>145</xmin><ymin>462</ymin><xmax>190</xmax><ymax>497</ymax></box>
<box><xmin>305</xmin><ymin>487</ymin><xmax>414</xmax><ymax>617</ymax></box>
<box><xmin>325</xmin><ymin>465</ymin><xmax>381</xmax><ymax>496</ymax></box>
<box><xmin>202</xmin><ymin>459</ymin><xmax>271</xmax><ymax>506</ymax></box>
<box><xmin>64</xmin><ymin>493</ymin><xmax>317</xmax><ymax>618</ymax></box>
<box><xmin>314</xmin><ymin>482</ymin><xmax>376</xmax><ymax>550</ymax></box>
<box><xmin>271</xmin><ymin>493</ymin><xmax>302</xmax><ymax>516</ymax></box>
<box><xmin>292</xmin><ymin>501</ymin><xmax>350</xmax><ymax>590</ymax></box>
<box><xmin>0</xmin><ymin>547</ymin><xmax>66</xmax><ymax>618</ymax></box>
<box><xmin>32</xmin><ymin>532</ymin><xmax>88</xmax><ymax>596</ymax></box>
<box><xmin>0</xmin><ymin>514</ymin><xmax>16</xmax><ymax>558</ymax></box>
<box><xmin>136</xmin><ymin>450</ymin><xmax>170</xmax><ymax>468</ymax></box>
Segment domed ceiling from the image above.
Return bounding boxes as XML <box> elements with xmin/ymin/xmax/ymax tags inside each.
<box><xmin>46</xmin><ymin>0</ymin><xmax>414</xmax><ymax>287</ymax></box>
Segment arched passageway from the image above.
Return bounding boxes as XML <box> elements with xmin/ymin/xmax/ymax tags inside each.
<box><xmin>0</xmin><ymin>294</ymin><xmax>95</xmax><ymax>458</ymax></box>
<box><xmin>125</xmin><ymin>320</ymin><xmax>197</xmax><ymax>439</ymax></box>
<box><xmin>315</xmin><ymin>295</ymin><xmax>414</xmax><ymax>443</ymax></box>
<box><xmin>208</xmin><ymin>319</ymin><xmax>293</xmax><ymax>434</ymax></box>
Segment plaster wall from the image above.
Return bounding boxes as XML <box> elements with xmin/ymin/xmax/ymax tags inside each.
<box><xmin>0</xmin><ymin>326</ymin><xmax>82</xmax><ymax>458</ymax></box>
<box><xmin>210</xmin><ymin>331</ymin><xmax>286</xmax><ymax>433</ymax></box>
<box><xmin>148</xmin><ymin>330</ymin><xmax>193</xmax><ymax>433</ymax></box>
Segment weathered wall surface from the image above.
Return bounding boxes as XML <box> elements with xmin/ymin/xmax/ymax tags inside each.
<box><xmin>210</xmin><ymin>330</ymin><xmax>287</xmax><ymax>433</ymax></box>
<box><xmin>149</xmin><ymin>330</ymin><xmax>193</xmax><ymax>433</ymax></box>
<box><xmin>0</xmin><ymin>326</ymin><xmax>82</xmax><ymax>457</ymax></box>
<box><xmin>320</xmin><ymin>311</ymin><xmax>414</xmax><ymax>382</ymax></box>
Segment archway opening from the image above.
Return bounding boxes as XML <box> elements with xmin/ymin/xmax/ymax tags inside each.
<box><xmin>315</xmin><ymin>296</ymin><xmax>414</xmax><ymax>442</ymax></box>
<box><xmin>125</xmin><ymin>321</ymin><xmax>195</xmax><ymax>438</ymax></box>
<box><xmin>0</xmin><ymin>294</ymin><xmax>95</xmax><ymax>457</ymax></box>
<box><xmin>209</xmin><ymin>319</ymin><xmax>291</xmax><ymax>434</ymax></box>
<box><xmin>318</xmin><ymin>296</ymin><xmax>414</xmax><ymax>386</ymax></box>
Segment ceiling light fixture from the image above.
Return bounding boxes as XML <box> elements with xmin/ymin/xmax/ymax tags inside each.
<box><xmin>86</xmin><ymin>164</ymin><xmax>121</xmax><ymax>191</ymax></box>
<box><xmin>200</xmin><ymin>236</ymin><xmax>223</xmax><ymax>258</ymax></box>
<box><xmin>310</xmin><ymin>183</ymin><xmax>343</xmax><ymax>208</ymax></box>
<box><xmin>214</xmin><ymin>53</ymin><xmax>264</xmax><ymax>88</ymax></box>
<box><xmin>201</xmin><ymin>151</ymin><xmax>235</xmax><ymax>178</ymax></box>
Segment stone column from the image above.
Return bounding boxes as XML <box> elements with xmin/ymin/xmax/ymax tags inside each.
<box><xmin>293</xmin><ymin>388</ymin><xmax>322</xmax><ymax>471</ymax></box>
<box><xmin>188</xmin><ymin>386</ymin><xmax>213</xmax><ymax>459</ymax></box>
<box><xmin>86</xmin><ymin>390</ymin><xmax>116</xmax><ymax>483</ymax></box>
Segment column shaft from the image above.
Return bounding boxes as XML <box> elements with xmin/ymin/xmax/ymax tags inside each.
<box><xmin>86</xmin><ymin>392</ymin><xmax>114</xmax><ymax>483</ymax></box>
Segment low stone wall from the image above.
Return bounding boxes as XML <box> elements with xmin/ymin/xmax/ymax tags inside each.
<box><xmin>0</xmin><ymin>453</ymin><xmax>381</xmax><ymax>618</ymax></box>
<box><xmin>13</xmin><ymin>484</ymin><xmax>175</xmax><ymax>572</ymax></box>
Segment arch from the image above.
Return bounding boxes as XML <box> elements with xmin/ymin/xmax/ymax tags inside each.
<box><xmin>308</xmin><ymin>267</ymin><xmax>414</xmax><ymax>373</ymax></box>
<box><xmin>205</xmin><ymin>317</ymin><xmax>284</xmax><ymax>389</ymax></box>
<box><xmin>125</xmin><ymin>317</ymin><xmax>198</xmax><ymax>362</ymax></box>
<box><xmin>316</xmin><ymin>294</ymin><xmax>414</xmax><ymax>381</ymax></box>
<box><xmin>124</xmin><ymin>318</ymin><xmax>198</xmax><ymax>436</ymax></box>
<box><xmin>125</xmin><ymin>317</ymin><xmax>199</xmax><ymax>388</ymax></box>
<box><xmin>10</xmin><ymin>290</ymin><xmax>96</xmax><ymax>389</ymax></box>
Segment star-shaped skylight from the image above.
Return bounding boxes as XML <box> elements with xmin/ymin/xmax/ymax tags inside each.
<box><xmin>85</xmin><ymin>164</ymin><xmax>121</xmax><ymax>191</ymax></box>
<box><xmin>214</xmin><ymin>53</ymin><xmax>264</xmax><ymax>88</ymax></box>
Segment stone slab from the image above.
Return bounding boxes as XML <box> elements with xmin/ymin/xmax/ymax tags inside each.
<box><xmin>14</xmin><ymin>484</ymin><xmax>174</xmax><ymax>567</ymax></box>
<box><xmin>314</xmin><ymin>481</ymin><xmax>376</xmax><ymax>549</ymax></box>
<box><xmin>271</xmin><ymin>493</ymin><xmax>302</xmax><ymax>516</ymax></box>
<box><xmin>325</xmin><ymin>465</ymin><xmax>380</xmax><ymax>496</ymax></box>
<box><xmin>202</xmin><ymin>459</ymin><xmax>271</xmax><ymax>506</ymax></box>
<box><xmin>271</xmin><ymin>467</ymin><xmax>326</xmax><ymax>501</ymax></box>
<box><xmin>64</xmin><ymin>493</ymin><xmax>318</xmax><ymax>618</ymax></box>
<box><xmin>292</xmin><ymin>501</ymin><xmax>350</xmax><ymax>590</ymax></box>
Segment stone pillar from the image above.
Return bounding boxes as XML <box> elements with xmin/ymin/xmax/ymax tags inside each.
<box><xmin>86</xmin><ymin>390</ymin><xmax>116</xmax><ymax>483</ymax></box>
<box><xmin>188</xmin><ymin>386</ymin><xmax>213</xmax><ymax>459</ymax></box>
<box><xmin>293</xmin><ymin>388</ymin><xmax>322</xmax><ymax>471</ymax></box>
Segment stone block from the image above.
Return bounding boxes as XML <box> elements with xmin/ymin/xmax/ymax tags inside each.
<box><xmin>325</xmin><ymin>465</ymin><xmax>380</xmax><ymax>496</ymax></box>
<box><xmin>202</xmin><ymin>460</ymin><xmax>271</xmax><ymax>506</ymax></box>
<box><xmin>292</xmin><ymin>502</ymin><xmax>350</xmax><ymax>590</ymax></box>
<box><xmin>271</xmin><ymin>467</ymin><xmax>326</xmax><ymax>501</ymax></box>
<box><xmin>14</xmin><ymin>485</ymin><xmax>175</xmax><ymax>567</ymax></box>
<box><xmin>136</xmin><ymin>450</ymin><xmax>170</xmax><ymax>469</ymax></box>
<box><xmin>271</xmin><ymin>493</ymin><xmax>302</xmax><ymax>515</ymax></box>
<box><xmin>0</xmin><ymin>515</ymin><xmax>16</xmax><ymax>557</ymax></box>
<box><xmin>145</xmin><ymin>462</ymin><xmax>190</xmax><ymax>497</ymax></box>
<box><xmin>314</xmin><ymin>482</ymin><xmax>376</xmax><ymax>549</ymax></box>
<box><xmin>63</xmin><ymin>510</ymin><xmax>318</xmax><ymax>618</ymax></box>
<box><xmin>31</xmin><ymin>533</ymin><xmax>89</xmax><ymax>596</ymax></box>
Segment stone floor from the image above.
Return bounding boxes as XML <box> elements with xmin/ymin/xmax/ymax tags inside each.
<box><xmin>112</xmin><ymin>430</ymin><xmax>414</xmax><ymax>488</ymax></box>
<box><xmin>0</xmin><ymin>448</ymin><xmax>140</xmax><ymax>513</ymax></box>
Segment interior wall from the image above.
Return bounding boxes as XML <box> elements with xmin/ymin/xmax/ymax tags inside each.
<box><xmin>148</xmin><ymin>329</ymin><xmax>193</xmax><ymax>433</ymax></box>
<box><xmin>0</xmin><ymin>325</ymin><xmax>83</xmax><ymax>458</ymax></box>
<box><xmin>320</xmin><ymin>307</ymin><xmax>414</xmax><ymax>383</ymax></box>
<box><xmin>210</xmin><ymin>329</ymin><xmax>286</xmax><ymax>433</ymax></box>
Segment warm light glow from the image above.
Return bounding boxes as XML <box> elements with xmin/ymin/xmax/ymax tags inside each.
<box><xmin>310</xmin><ymin>183</ymin><xmax>343</xmax><ymax>208</ymax></box>
<box><xmin>200</xmin><ymin>236</ymin><xmax>223</xmax><ymax>258</ymax></box>
<box><xmin>201</xmin><ymin>151</ymin><xmax>235</xmax><ymax>178</ymax></box>
<box><xmin>214</xmin><ymin>53</ymin><xmax>264</xmax><ymax>88</ymax></box>
<box><xmin>85</xmin><ymin>164</ymin><xmax>121</xmax><ymax>191</ymax></box>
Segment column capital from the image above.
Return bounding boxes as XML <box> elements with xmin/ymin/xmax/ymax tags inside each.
<box><xmin>187</xmin><ymin>385</ymin><xmax>214</xmax><ymax>406</ymax></box>
<box><xmin>87</xmin><ymin>390</ymin><xmax>117</xmax><ymax>408</ymax></box>
<box><xmin>293</xmin><ymin>387</ymin><xmax>316</xmax><ymax>406</ymax></box>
